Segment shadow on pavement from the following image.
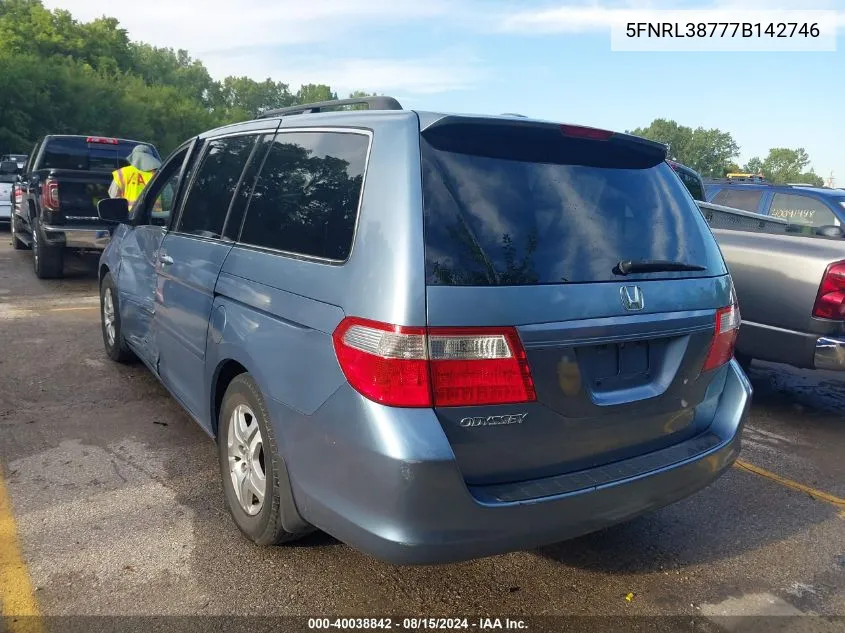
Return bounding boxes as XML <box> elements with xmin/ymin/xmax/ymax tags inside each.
<box><xmin>745</xmin><ymin>361</ymin><xmax>845</xmax><ymax>417</ymax></box>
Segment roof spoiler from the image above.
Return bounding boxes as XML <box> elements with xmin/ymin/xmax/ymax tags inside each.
<box><xmin>422</xmin><ymin>116</ymin><xmax>668</xmax><ymax>167</ymax></box>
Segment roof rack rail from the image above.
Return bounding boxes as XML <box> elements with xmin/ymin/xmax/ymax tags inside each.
<box><xmin>258</xmin><ymin>96</ymin><xmax>403</xmax><ymax>119</ymax></box>
<box><xmin>704</xmin><ymin>179</ymin><xmax>826</xmax><ymax>189</ymax></box>
<box><xmin>500</xmin><ymin>112</ymin><xmax>527</xmax><ymax>117</ymax></box>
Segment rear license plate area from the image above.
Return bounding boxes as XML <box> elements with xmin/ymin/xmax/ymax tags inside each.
<box><xmin>579</xmin><ymin>340</ymin><xmax>651</xmax><ymax>390</ymax></box>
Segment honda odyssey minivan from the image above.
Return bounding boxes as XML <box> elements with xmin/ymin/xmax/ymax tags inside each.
<box><xmin>97</xmin><ymin>96</ymin><xmax>752</xmax><ymax>565</ymax></box>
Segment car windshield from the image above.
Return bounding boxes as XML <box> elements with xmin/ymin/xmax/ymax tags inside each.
<box><xmin>39</xmin><ymin>138</ymin><xmax>159</xmax><ymax>171</ymax></box>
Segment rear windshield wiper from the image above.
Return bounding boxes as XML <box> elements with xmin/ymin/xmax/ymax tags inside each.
<box><xmin>614</xmin><ymin>259</ymin><xmax>707</xmax><ymax>276</ymax></box>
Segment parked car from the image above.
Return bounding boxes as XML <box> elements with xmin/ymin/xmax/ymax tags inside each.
<box><xmin>702</xmin><ymin>204</ymin><xmax>845</xmax><ymax>372</ymax></box>
<box><xmin>705</xmin><ymin>180</ymin><xmax>845</xmax><ymax>235</ymax></box>
<box><xmin>12</xmin><ymin>135</ymin><xmax>160</xmax><ymax>278</ymax></box>
<box><xmin>0</xmin><ymin>160</ymin><xmax>17</xmax><ymax>225</ymax></box>
<box><xmin>673</xmin><ymin>161</ymin><xmax>845</xmax><ymax>372</ymax></box>
<box><xmin>667</xmin><ymin>159</ymin><xmax>706</xmax><ymax>201</ymax></box>
<box><xmin>0</xmin><ymin>154</ymin><xmax>28</xmax><ymax>172</ymax></box>
<box><xmin>96</xmin><ymin>96</ymin><xmax>752</xmax><ymax>565</ymax></box>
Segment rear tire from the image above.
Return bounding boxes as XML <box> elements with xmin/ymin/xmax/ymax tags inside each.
<box><xmin>32</xmin><ymin>217</ymin><xmax>64</xmax><ymax>279</ymax></box>
<box><xmin>100</xmin><ymin>272</ymin><xmax>134</xmax><ymax>363</ymax></box>
<box><xmin>218</xmin><ymin>374</ymin><xmax>311</xmax><ymax>546</ymax></box>
<box><xmin>10</xmin><ymin>215</ymin><xmax>28</xmax><ymax>250</ymax></box>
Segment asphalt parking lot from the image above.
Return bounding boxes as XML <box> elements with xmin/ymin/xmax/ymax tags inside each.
<box><xmin>1</xmin><ymin>233</ymin><xmax>843</xmax><ymax>631</ymax></box>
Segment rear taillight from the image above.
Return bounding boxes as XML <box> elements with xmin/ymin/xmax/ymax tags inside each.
<box><xmin>332</xmin><ymin>317</ymin><xmax>537</xmax><ymax>408</ymax></box>
<box><xmin>13</xmin><ymin>184</ymin><xmax>22</xmax><ymax>202</ymax></box>
<box><xmin>40</xmin><ymin>178</ymin><xmax>59</xmax><ymax>210</ymax></box>
<box><xmin>702</xmin><ymin>304</ymin><xmax>741</xmax><ymax>372</ymax></box>
<box><xmin>812</xmin><ymin>261</ymin><xmax>845</xmax><ymax>320</ymax></box>
<box><xmin>86</xmin><ymin>136</ymin><xmax>119</xmax><ymax>145</ymax></box>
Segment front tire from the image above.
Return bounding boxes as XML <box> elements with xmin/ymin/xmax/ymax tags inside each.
<box><xmin>32</xmin><ymin>217</ymin><xmax>64</xmax><ymax>279</ymax></box>
<box><xmin>218</xmin><ymin>374</ymin><xmax>311</xmax><ymax>546</ymax></box>
<box><xmin>100</xmin><ymin>272</ymin><xmax>134</xmax><ymax>363</ymax></box>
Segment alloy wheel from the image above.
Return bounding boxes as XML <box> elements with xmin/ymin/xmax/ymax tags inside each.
<box><xmin>226</xmin><ymin>404</ymin><xmax>266</xmax><ymax>516</ymax></box>
<box><xmin>103</xmin><ymin>288</ymin><xmax>116</xmax><ymax>347</ymax></box>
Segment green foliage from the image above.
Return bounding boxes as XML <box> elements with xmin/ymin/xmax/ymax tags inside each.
<box><xmin>628</xmin><ymin>119</ymin><xmax>740</xmax><ymax>179</ymax></box>
<box><xmin>296</xmin><ymin>84</ymin><xmax>338</xmax><ymax>105</ymax></box>
<box><xmin>630</xmin><ymin>118</ymin><xmax>826</xmax><ymax>186</ymax></box>
<box><xmin>0</xmin><ymin>0</ymin><xmax>371</xmax><ymax>157</ymax></box>
<box><xmin>744</xmin><ymin>148</ymin><xmax>824</xmax><ymax>186</ymax></box>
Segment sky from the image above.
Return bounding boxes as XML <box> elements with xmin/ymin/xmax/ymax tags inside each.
<box><xmin>45</xmin><ymin>0</ymin><xmax>845</xmax><ymax>184</ymax></box>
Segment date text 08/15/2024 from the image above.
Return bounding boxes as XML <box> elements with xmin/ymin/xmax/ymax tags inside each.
<box><xmin>307</xmin><ymin>618</ymin><xmax>528</xmax><ymax>630</ymax></box>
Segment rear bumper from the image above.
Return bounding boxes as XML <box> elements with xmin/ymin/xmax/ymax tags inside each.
<box><xmin>40</xmin><ymin>224</ymin><xmax>111</xmax><ymax>250</ymax></box>
<box><xmin>814</xmin><ymin>336</ymin><xmax>845</xmax><ymax>371</ymax></box>
<box><xmin>737</xmin><ymin>320</ymin><xmax>845</xmax><ymax>371</ymax></box>
<box><xmin>280</xmin><ymin>360</ymin><xmax>752</xmax><ymax>565</ymax></box>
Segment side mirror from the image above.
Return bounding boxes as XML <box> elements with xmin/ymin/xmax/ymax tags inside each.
<box><xmin>0</xmin><ymin>161</ymin><xmax>17</xmax><ymax>175</ymax></box>
<box><xmin>816</xmin><ymin>225</ymin><xmax>845</xmax><ymax>239</ymax></box>
<box><xmin>98</xmin><ymin>197</ymin><xmax>130</xmax><ymax>224</ymax></box>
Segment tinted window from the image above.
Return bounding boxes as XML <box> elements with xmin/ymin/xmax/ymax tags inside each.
<box><xmin>239</xmin><ymin>131</ymin><xmax>369</xmax><ymax>260</ymax></box>
<box><xmin>222</xmin><ymin>134</ymin><xmax>273</xmax><ymax>241</ymax></box>
<box><xmin>177</xmin><ymin>135</ymin><xmax>258</xmax><ymax>238</ymax></box>
<box><xmin>678</xmin><ymin>170</ymin><xmax>705</xmax><ymax>201</ymax></box>
<box><xmin>769</xmin><ymin>193</ymin><xmax>837</xmax><ymax>227</ymax></box>
<box><xmin>711</xmin><ymin>188</ymin><xmax>763</xmax><ymax>213</ymax></box>
<box><xmin>39</xmin><ymin>138</ymin><xmax>159</xmax><ymax>171</ymax></box>
<box><xmin>421</xmin><ymin>130</ymin><xmax>724</xmax><ymax>286</ymax></box>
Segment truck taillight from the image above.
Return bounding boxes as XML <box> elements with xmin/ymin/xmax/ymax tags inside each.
<box><xmin>332</xmin><ymin>317</ymin><xmax>536</xmax><ymax>408</ymax></box>
<box><xmin>812</xmin><ymin>261</ymin><xmax>845</xmax><ymax>320</ymax></box>
<box><xmin>702</xmin><ymin>304</ymin><xmax>741</xmax><ymax>372</ymax></box>
<box><xmin>13</xmin><ymin>184</ymin><xmax>22</xmax><ymax>202</ymax></box>
<box><xmin>40</xmin><ymin>178</ymin><xmax>59</xmax><ymax>210</ymax></box>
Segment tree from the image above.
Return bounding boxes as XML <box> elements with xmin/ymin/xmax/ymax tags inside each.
<box><xmin>214</xmin><ymin>76</ymin><xmax>294</xmax><ymax>119</ymax></box>
<box><xmin>0</xmin><ymin>1</ymin><xmax>378</xmax><ymax>156</ymax></box>
<box><xmin>295</xmin><ymin>84</ymin><xmax>337</xmax><ymax>104</ymax></box>
<box><xmin>629</xmin><ymin>119</ymin><xmax>740</xmax><ymax>178</ymax></box>
<box><xmin>744</xmin><ymin>157</ymin><xmax>764</xmax><ymax>175</ymax></box>
<box><xmin>744</xmin><ymin>148</ymin><xmax>824</xmax><ymax>186</ymax></box>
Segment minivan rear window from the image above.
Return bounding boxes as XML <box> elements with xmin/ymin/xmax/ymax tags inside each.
<box><xmin>421</xmin><ymin>122</ymin><xmax>725</xmax><ymax>286</ymax></box>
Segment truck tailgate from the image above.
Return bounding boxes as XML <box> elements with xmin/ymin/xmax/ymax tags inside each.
<box><xmin>49</xmin><ymin>170</ymin><xmax>113</xmax><ymax>220</ymax></box>
<box><xmin>713</xmin><ymin>228</ymin><xmax>845</xmax><ymax>337</ymax></box>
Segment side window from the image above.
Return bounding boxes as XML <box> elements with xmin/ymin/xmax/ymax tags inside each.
<box><xmin>712</xmin><ymin>188</ymin><xmax>763</xmax><ymax>213</ymax></box>
<box><xmin>131</xmin><ymin>146</ymin><xmax>190</xmax><ymax>227</ymax></box>
<box><xmin>679</xmin><ymin>172</ymin><xmax>705</xmax><ymax>201</ymax></box>
<box><xmin>176</xmin><ymin>135</ymin><xmax>258</xmax><ymax>238</ymax></box>
<box><xmin>222</xmin><ymin>134</ymin><xmax>273</xmax><ymax>241</ymax></box>
<box><xmin>770</xmin><ymin>193</ymin><xmax>837</xmax><ymax>227</ymax></box>
<box><xmin>239</xmin><ymin>131</ymin><xmax>369</xmax><ymax>261</ymax></box>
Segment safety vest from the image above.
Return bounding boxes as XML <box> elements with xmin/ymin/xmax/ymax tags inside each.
<box><xmin>112</xmin><ymin>166</ymin><xmax>154</xmax><ymax>207</ymax></box>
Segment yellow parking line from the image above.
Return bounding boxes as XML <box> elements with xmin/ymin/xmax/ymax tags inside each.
<box><xmin>0</xmin><ymin>466</ymin><xmax>42</xmax><ymax>631</ymax></box>
<box><xmin>43</xmin><ymin>306</ymin><xmax>98</xmax><ymax>313</ymax></box>
<box><xmin>734</xmin><ymin>459</ymin><xmax>845</xmax><ymax>508</ymax></box>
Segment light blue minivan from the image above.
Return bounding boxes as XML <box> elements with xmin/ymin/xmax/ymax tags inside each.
<box><xmin>96</xmin><ymin>97</ymin><xmax>752</xmax><ymax>565</ymax></box>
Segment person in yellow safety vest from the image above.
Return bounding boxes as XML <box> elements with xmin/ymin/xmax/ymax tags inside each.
<box><xmin>108</xmin><ymin>144</ymin><xmax>161</xmax><ymax>210</ymax></box>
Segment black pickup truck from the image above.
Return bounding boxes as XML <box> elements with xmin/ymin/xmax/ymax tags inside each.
<box><xmin>11</xmin><ymin>135</ymin><xmax>160</xmax><ymax>278</ymax></box>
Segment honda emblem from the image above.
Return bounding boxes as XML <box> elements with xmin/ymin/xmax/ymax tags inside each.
<box><xmin>620</xmin><ymin>286</ymin><xmax>644</xmax><ymax>311</ymax></box>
